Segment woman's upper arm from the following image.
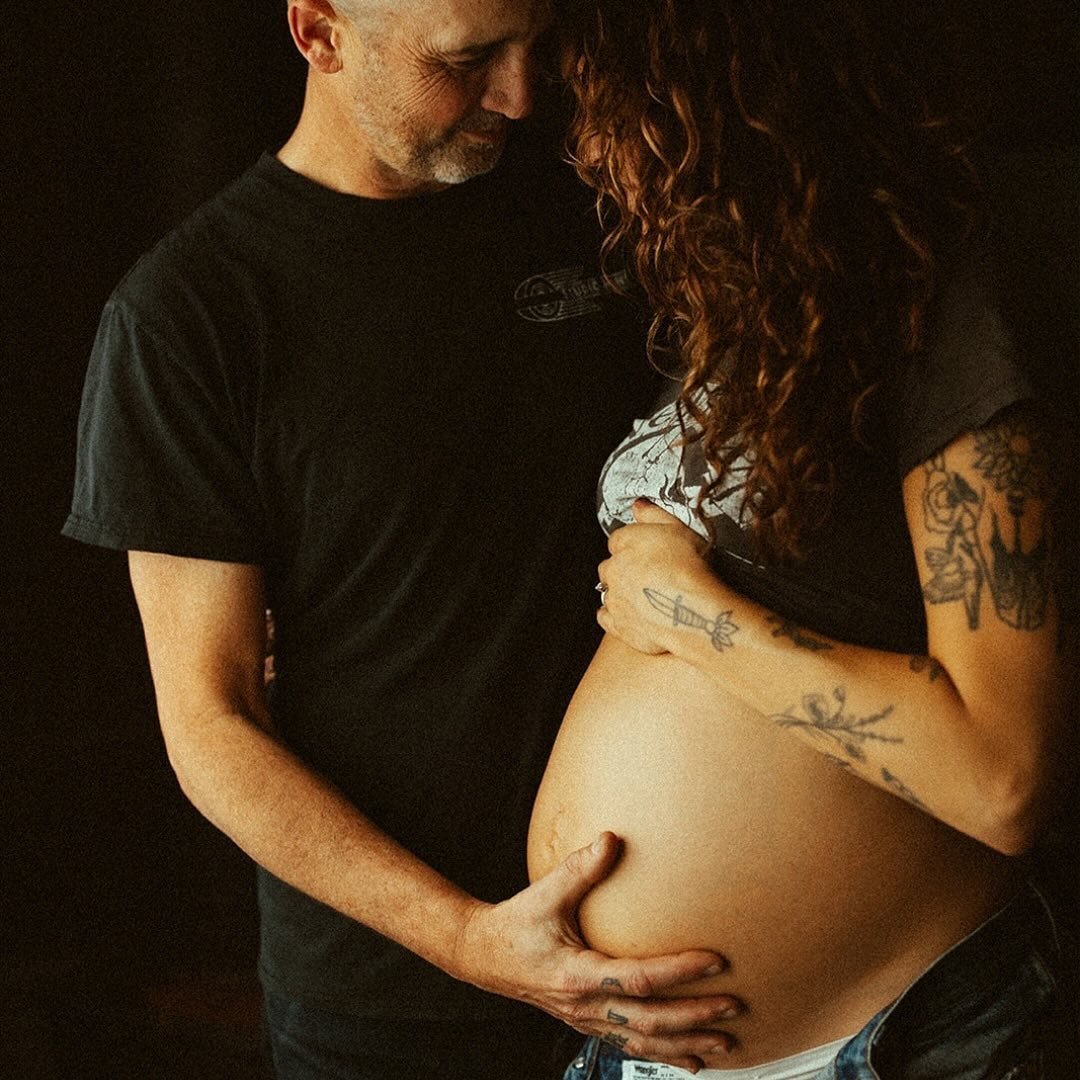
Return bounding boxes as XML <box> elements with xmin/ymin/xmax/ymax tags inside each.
<box><xmin>901</xmin><ymin>405</ymin><xmax>1070</xmax><ymax>820</ymax></box>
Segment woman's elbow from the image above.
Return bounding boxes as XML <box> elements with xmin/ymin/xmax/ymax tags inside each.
<box><xmin>975</xmin><ymin>792</ymin><xmax>1040</xmax><ymax>857</ymax></box>
<box><xmin>970</xmin><ymin>745</ymin><xmax>1060</xmax><ymax>856</ymax></box>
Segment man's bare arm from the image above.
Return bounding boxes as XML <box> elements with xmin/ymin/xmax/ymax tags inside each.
<box><xmin>128</xmin><ymin>550</ymin><xmax>742</xmax><ymax>1070</ymax></box>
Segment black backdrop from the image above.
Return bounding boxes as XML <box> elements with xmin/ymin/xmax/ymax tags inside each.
<box><xmin>2</xmin><ymin>3</ymin><xmax>1077</xmax><ymax>1078</ymax></box>
<box><xmin>3</xmin><ymin>6</ymin><xmax>303</xmax><ymax>1077</ymax></box>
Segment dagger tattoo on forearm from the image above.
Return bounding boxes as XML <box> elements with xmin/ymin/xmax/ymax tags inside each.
<box><xmin>643</xmin><ymin>589</ymin><xmax>740</xmax><ymax>652</ymax></box>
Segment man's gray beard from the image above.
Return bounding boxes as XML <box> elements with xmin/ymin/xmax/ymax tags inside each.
<box><xmin>421</xmin><ymin>137</ymin><xmax>505</xmax><ymax>185</ymax></box>
<box><xmin>356</xmin><ymin>109</ymin><xmax>508</xmax><ymax>189</ymax></box>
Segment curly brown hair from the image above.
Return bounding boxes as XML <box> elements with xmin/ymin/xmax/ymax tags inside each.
<box><xmin>562</xmin><ymin>0</ymin><xmax>982</xmax><ymax>559</ymax></box>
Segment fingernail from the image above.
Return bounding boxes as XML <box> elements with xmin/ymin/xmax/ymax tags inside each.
<box><xmin>721</xmin><ymin>1005</ymin><xmax>740</xmax><ymax>1019</ymax></box>
<box><xmin>704</xmin><ymin>963</ymin><xmax>724</xmax><ymax>976</ymax></box>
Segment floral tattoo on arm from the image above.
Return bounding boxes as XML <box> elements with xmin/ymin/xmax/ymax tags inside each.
<box><xmin>920</xmin><ymin>416</ymin><xmax>1051</xmax><ymax>631</ymax></box>
<box><xmin>772</xmin><ymin>687</ymin><xmax>900</xmax><ymax>762</ymax></box>
<box><xmin>881</xmin><ymin>767</ymin><xmax>929</xmax><ymax>812</ymax></box>
<box><xmin>774</xmin><ymin>692</ymin><xmax>931</xmax><ymax>810</ymax></box>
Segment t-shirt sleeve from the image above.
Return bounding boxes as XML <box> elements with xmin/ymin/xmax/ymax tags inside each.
<box><xmin>62</xmin><ymin>297</ymin><xmax>265</xmax><ymax>562</ymax></box>
<box><xmin>888</xmin><ymin>145</ymin><xmax>1079</xmax><ymax>477</ymax></box>
<box><xmin>886</xmin><ymin>243</ymin><xmax>1038</xmax><ymax>477</ymax></box>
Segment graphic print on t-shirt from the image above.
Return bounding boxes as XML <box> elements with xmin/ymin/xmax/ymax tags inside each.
<box><xmin>597</xmin><ymin>391</ymin><xmax>751</xmax><ymax>544</ymax></box>
<box><xmin>515</xmin><ymin>266</ymin><xmax>632</xmax><ymax>322</ymax></box>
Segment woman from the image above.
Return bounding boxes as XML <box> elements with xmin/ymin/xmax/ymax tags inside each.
<box><xmin>528</xmin><ymin>1</ymin><xmax>1077</xmax><ymax>1076</ymax></box>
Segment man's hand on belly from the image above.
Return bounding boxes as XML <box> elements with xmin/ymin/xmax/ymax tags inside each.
<box><xmin>450</xmin><ymin>831</ymin><xmax>744</xmax><ymax>1072</ymax></box>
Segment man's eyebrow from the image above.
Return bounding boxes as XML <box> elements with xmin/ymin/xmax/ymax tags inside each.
<box><xmin>440</xmin><ymin>16</ymin><xmax>551</xmax><ymax>59</ymax></box>
<box><xmin>434</xmin><ymin>11</ymin><xmax>551</xmax><ymax>61</ymax></box>
<box><xmin>441</xmin><ymin>38</ymin><xmax>507</xmax><ymax>58</ymax></box>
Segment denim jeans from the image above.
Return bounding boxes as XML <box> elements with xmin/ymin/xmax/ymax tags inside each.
<box><xmin>263</xmin><ymin>990</ymin><xmax>580</xmax><ymax>1080</ymax></box>
<box><xmin>563</xmin><ymin>885</ymin><xmax>1077</xmax><ymax>1080</ymax></box>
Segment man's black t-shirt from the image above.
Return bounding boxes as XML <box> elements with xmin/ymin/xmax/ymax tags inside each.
<box><xmin>64</xmin><ymin>131</ymin><xmax>654</xmax><ymax>1018</ymax></box>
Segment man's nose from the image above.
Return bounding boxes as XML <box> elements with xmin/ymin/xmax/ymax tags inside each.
<box><xmin>480</xmin><ymin>47</ymin><xmax>536</xmax><ymax>121</ymax></box>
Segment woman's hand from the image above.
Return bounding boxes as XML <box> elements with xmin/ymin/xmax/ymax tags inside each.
<box><xmin>452</xmin><ymin>832</ymin><xmax>742</xmax><ymax>1071</ymax></box>
<box><xmin>597</xmin><ymin>499</ymin><xmax>720</xmax><ymax>655</ymax></box>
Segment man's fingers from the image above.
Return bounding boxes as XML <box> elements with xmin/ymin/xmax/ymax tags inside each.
<box><xmin>579</xmin><ymin>954</ymin><xmax>742</xmax><ymax>1031</ymax></box>
<box><xmin>599</xmin><ymin>989</ymin><xmax>742</xmax><ymax>1031</ymax></box>
<box><xmin>595</xmin><ymin>949</ymin><xmax>727</xmax><ymax>998</ymax></box>
<box><xmin>594</xmin><ymin>992</ymin><xmax>741</xmax><ymax>1068</ymax></box>
<box><xmin>599</xmin><ymin>1023</ymin><xmax>737</xmax><ymax>1068</ymax></box>
<box><xmin>520</xmin><ymin>846</ymin><xmax>743</xmax><ymax>1068</ymax></box>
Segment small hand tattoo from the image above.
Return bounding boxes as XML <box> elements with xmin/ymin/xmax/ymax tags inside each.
<box><xmin>607</xmin><ymin>1009</ymin><xmax>629</xmax><ymax>1025</ymax></box>
<box><xmin>602</xmin><ymin>1032</ymin><xmax>630</xmax><ymax>1050</ymax></box>
<box><xmin>773</xmin><ymin>686</ymin><xmax>900</xmax><ymax>762</ymax></box>
<box><xmin>767</xmin><ymin>616</ymin><xmax>833</xmax><ymax>652</ymax></box>
<box><xmin>600</xmin><ymin>977</ymin><xmax>623</xmax><ymax>990</ymax></box>
<box><xmin>643</xmin><ymin>588</ymin><xmax>739</xmax><ymax>651</ymax></box>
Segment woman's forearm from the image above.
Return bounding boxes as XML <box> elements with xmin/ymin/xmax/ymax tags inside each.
<box><xmin>646</xmin><ymin>576</ymin><xmax>1061</xmax><ymax>855</ymax></box>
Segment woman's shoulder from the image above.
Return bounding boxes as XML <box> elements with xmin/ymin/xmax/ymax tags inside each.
<box><xmin>882</xmin><ymin>143</ymin><xmax>1078</xmax><ymax>474</ymax></box>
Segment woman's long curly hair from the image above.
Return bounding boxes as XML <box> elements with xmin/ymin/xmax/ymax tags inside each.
<box><xmin>563</xmin><ymin>0</ymin><xmax>982</xmax><ymax>560</ymax></box>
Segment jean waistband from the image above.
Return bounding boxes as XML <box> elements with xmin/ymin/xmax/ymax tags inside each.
<box><xmin>907</xmin><ymin>882</ymin><xmax>1058</xmax><ymax>1001</ymax></box>
<box><xmin>863</xmin><ymin>880</ymin><xmax>1061</xmax><ymax>1058</ymax></box>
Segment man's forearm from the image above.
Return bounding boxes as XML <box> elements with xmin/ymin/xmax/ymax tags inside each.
<box><xmin>127</xmin><ymin>550</ymin><xmax>746</xmax><ymax>1066</ymax></box>
<box><xmin>161</xmin><ymin>705</ymin><xmax>478</xmax><ymax>977</ymax></box>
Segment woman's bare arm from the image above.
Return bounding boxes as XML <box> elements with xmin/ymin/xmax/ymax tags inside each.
<box><xmin>596</xmin><ymin>408</ymin><xmax>1071</xmax><ymax>855</ymax></box>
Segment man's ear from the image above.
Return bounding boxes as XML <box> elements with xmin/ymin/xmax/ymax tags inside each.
<box><xmin>287</xmin><ymin>0</ymin><xmax>346</xmax><ymax>74</ymax></box>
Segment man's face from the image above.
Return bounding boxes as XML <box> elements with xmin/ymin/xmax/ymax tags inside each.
<box><xmin>341</xmin><ymin>0</ymin><xmax>552</xmax><ymax>193</ymax></box>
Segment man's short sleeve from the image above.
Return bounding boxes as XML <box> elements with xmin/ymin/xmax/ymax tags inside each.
<box><xmin>63</xmin><ymin>298</ymin><xmax>265</xmax><ymax>562</ymax></box>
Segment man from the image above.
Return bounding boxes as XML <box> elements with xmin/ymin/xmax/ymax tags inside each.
<box><xmin>63</xmin><ymin>1</ymin><xmax>743</xmax><ymax>1077</ymax></box>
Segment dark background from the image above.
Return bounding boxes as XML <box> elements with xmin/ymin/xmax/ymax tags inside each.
<box><xmin>2</xmin><ymin>3</ymin><xmax>1077</xmax><ymax>1078</ymax></box>
<box><xmin>4</xmin><ymin>6</ymin><xmax>303</xmax><ymax>1077</ymax></box>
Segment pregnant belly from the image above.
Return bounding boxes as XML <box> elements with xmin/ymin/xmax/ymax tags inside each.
<box><xmin>527</xmin><ymin>635</ymin><xmax>1015</xmax><ymax>1064</ymax></box>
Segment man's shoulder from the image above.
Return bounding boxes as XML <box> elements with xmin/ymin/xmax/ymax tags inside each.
<box><xmin>110</xmin><ymin>158</ymin><xmax>284</xmax><ymax>330</ymax></box>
